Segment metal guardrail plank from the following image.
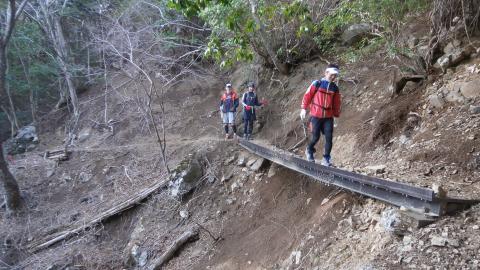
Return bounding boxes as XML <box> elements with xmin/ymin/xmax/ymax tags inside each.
<box><xmin>240</xmin><ymin>140</ymin><xmax>434</xmax><ymax>199</ymax></box>
<box><xmin>239</xmin><ymin>140</ymin><xmax>479</xmax><ymax>217</ymax></box>
<box><xmin>326</xmin><ymin>167</ymin><xmax>434</xmax><ymax>201</ymax></box>
<box><xmin>239</xmin><ymin>140</ymin><xmax>442</xmax><ymax>215</ymax></box>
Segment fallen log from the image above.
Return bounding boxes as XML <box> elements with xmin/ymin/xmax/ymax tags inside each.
<box><xmin>149</xmin><ymin>227</ymin><xmax>200</xmax><ymax>270</ymax></box>
<box><xmin>288</xmin><ymin>137</ymin><xmax>307</xmax><ymax>151</ymax></box>
<box><xmin>44</xmin><ymin>148</ymin><xmax>70</xmax><ymax>161</ymax></box>
<box><xmin>27</xmin><ymin>178</ymin><xmax>168</xmax><ymax>253</ymax></box>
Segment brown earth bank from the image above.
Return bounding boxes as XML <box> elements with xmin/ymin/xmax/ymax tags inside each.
<box><xmin>2</xmin><ymin>22</ymin><xmax>480</xmax><ymax>270</ymax></box>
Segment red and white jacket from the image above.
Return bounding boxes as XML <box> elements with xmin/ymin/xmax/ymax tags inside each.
<box><xmin>301</xmin><ymin>79</ymin><xmax>341</xmax><ymax>118</ymax></box>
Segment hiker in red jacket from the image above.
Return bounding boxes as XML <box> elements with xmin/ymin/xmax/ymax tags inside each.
<box><xmin>300</xmin><ymin>64</ymin><xmax>341</xmax><ymax>166</ymax></box>
<box><xmin>220</xmin><ymin>83</ymin><xmax>239</xmax><ymax>139</ymax></box>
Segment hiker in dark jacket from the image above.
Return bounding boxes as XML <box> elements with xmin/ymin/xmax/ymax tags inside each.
<box><xmin>220</xmin><ymin>83</ymin><xmax>239</xmax><ymax>139</ymax></box>
<box><xmin>300</xmin><ymin>64</ymin><xmax>342</xmax><ymax>166</ymax></box>
<box><xmin>241</xmin><ymin>82</ymin><xmax>263</xmax><ymax>140</ymax></box>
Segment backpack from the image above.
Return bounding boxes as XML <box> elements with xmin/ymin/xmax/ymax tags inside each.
<box><xmin>312</xmin><ymin>80</ymin><xmax>335</xmax><ymax>109</ymax></box>
<box><xmin>243</xmin><ymin>91</ymin><xmax>257</xmax><ymax>104</ymax></box>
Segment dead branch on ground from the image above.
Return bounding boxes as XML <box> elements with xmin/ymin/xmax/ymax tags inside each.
<box><xmin>27</xmin><ymin>177</ymin><xmax>168</xmax><ymax>253</ymax></box>
<box><xmin>148</xmin><ymin>227</ymin><xmax>200</xmax><ymax>270</ymax></box>
<box><xmin>194</xmin><ymin>221</ymin><xmax>222</xmax><ymax>243</ymax></box>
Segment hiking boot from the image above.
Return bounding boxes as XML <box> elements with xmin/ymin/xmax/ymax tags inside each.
<box><xmin>321</xmin><ymin>156</ymin><xmax>332</xmax><ymax>166</ymax></box>
<box><xmin>305</xmin><ymin>148</ymin><xmax>314</xmax><ymax>162</ymax></box>
<box><xmin>247</xmin><ymin>134</ymin><xmax>252</xmax><ymax>140</ymax></box>
<box><xmin>243</xmin><ymin>134</ymin><xmax>248</xmax><ymax>139</ymax></box>
<box><xmin>225</xmin><ymin>133</ymin><xmax>230</xmax><ymax>140</ymax></box>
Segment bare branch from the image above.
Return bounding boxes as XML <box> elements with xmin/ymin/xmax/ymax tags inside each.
<box><xmin>15</xmin><ymin>0</ymin><xmax>29</xmax><ymax>20</ymax></box>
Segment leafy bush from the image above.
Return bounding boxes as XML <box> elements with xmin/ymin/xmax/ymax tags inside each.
<box><xmin>169</xmin><ymin>0</ymin><xmax>320</xmax><ymax>68</ymax></box>
<box><xmin>337</xmin><ymin>37</ymin><xmax>384</xmax><ymax>63</ymax></box>
<box><xmin>318</xmin><ymin>0</ymin><xmax>429</xmax><ymax>62</ymax></box>
<box><xmin>321</xmin><ymin>0</ymin><xmax>429</xmax><ymax>41</ymax></box>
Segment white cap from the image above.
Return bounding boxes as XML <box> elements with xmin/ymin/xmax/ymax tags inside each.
<box><xmin>226</xmin><ymin>83</ymin><xmax>232</xmax><ymax>88</ymax></box>
<box><xmin>325</xmin><ymin>67</ymin><xmax>339</xmax><ymax>75</ymax></box>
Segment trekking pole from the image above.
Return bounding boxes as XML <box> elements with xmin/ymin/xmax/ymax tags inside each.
<box><xmin>301</xmin><ymin>120</ymin><xmax>308</xmax><ymax>138</ymax></box>
<box><xmin>288</xmin><ymin>119</ymin><xmax>308</xmax><ymax>151</ymax></box>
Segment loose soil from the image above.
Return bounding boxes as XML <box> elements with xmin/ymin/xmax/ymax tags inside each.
<box><xmin>2</xmin><ymin>25</ymin><xmax>480</xmax><ymax>270</ymax></box>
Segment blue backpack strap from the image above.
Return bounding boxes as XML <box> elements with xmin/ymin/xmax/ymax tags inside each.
<box><xmin>312</xmin><ymin>80</ymin><xmax>321</xmax><ymax>96</ymax></box>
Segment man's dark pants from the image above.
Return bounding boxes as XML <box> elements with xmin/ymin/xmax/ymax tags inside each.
<box><xmin>243</xmin><ymin>111</ymin><xmax>255</xmax><ymax>135</ymax></box>
<box><xmin>307</xmin><ymin>117</ymin><xmax>334</xmax><ymax>159</ymax></box>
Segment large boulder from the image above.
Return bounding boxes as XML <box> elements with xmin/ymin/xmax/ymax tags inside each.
<box><xmin>4</xmin><ymin>125</ymin><xmax>39</xmax><ymax>155</ymax></box>
<box><xmin>77</xmin><ymin>128</ymin><xmax>92</xmax><ymax>143</ymax></box>
<box><xmin>15</xmin><ymin>125</ymin><xmax>38</xmax><ymax>143</ymax></box>
<box><xmin>470</xmin><ymin>105</ymin><xmax>480</xmax><ymax>114</ymax></box>
<box><xmin>365</xmin><ymin>164</ymin><xmax>386</xmax><ymax>175</ymax></box>
<box><xmin>342</xmin><ymin>23</ymin><xmax>371</xmax><ymax>45</ymax></box>
<box><xmin>460</xmin><ymin>79</ymin><xmax>480</xmax><ymax>98</ymax></box>
<box><xmin>249</xmin><ymin>158</ymin><xmax>266</xmax><ymax>172</ymax></box>
<box><xmin>435</xmin><ymin>54</ymin><xmax>452</xmax><ymax>70</ymax></box>
<box><xmin>168</xmin><ymin>154</ymin><xmax>204</xmax><ymax>199</ymax></box>
<box><xmin>445</xmin><ymin>91</ymin><xmax>465</xmax><ymax>103</ymax></box>
<box><xmin>428</xmin><ymin>94</ymin><xmax>445</xmax><ymax>109</ymax></box>
<box><xmin>237</xmin><ymin>152</ymin><xmax>248</xmax><ymax>167</ymax></box>
<box><xmin>443</xmin><ymin>39</ymin><xmax>461</xmax><ymax>54</ymax></box>
<box><xmin>434</xmin><ymin>44</ymin><xmax>476</xmax><ymax>71</ymax></box>
<box><xmin>123</xmin><ymin>218</ymin><xmax>149</xmax><ymax>268</ymax></box>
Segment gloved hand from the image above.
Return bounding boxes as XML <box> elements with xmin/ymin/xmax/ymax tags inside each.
<box><xmin>300</xmin><ymin>109</ymin><xmax>307</xmax><ymax>120</ymax></box>
<box><xmin>245</xmin><ymin>105</ymin><xmax>251</xmax><ymax>111</ymax></box>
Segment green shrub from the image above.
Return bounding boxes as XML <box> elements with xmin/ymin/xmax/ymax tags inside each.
<box><xmin>169</xmin><ymin>0</ymin><xmax>318</xmax><ymax>67</ymax></box>
<box><xmin>321</xmin><ymin>0</ymin><xmax>429</xmax><ymax>40</ymax></box>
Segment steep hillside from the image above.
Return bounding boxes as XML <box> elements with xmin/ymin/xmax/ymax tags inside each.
<box><xmin>2</xmin><ymin>10</ymin><xmax>480</xmax><ymax>270</ymax></box>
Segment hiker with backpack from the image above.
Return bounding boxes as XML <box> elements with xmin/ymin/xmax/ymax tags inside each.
<box><xmin>220</xmin><ymin>83</ymin><xmax>239</xmax><ymax>139</ymax></box>
<box><xmin>241</xmin><ymin>82</ymin><xmax>264</xmax><ymax>140</ymax></box>
<box><xmin>300</xmin><ymin>64</ymin><xmax>342</xmax><ymax>166</ymax></box>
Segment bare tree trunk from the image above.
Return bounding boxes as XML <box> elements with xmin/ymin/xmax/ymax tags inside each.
<box><xmin>98</xmin><ymin>36</ymin><xmax>171</xmax><ymax>173</ymax></box>
<box><xmin>0</xmin><ymin>143</ymin><xmax>22</xmax><ymax>213</ymax></box>
<box><xmin>87</xmin><ymin>43</ymin><xmax>91</xmax><ymax>79</ymax></box>
<box><xmin>141</xmin><ymin>80</ymin><xmax>170</xmax><ymax>174</ymax></box>
<box><xmin>53</xmin><ymin>16</ymin><xmax>79</xmax><ymax>117</ymax></box>
<box><xmin>0</xmin><ymin>0</ymin><xmax>29</xmax><ymax>214</ymax></box>
<box><xmin>248</xmin><ymin>0</ymin><xmax>289</xmax><ymax>75</ymax></box>
<box><xmin>100</xmin><ymin>18</ymin><xmax>108</xmax><ymax>124</ymax></box>
<box><xmin>29</xmin><ymin>1</ymin><xmax>79</xmax><ymax>117</ymax></box>
<box><xmin>150</xmin><ymin>80</ymin><xmax>170</xmax><ymax>173</ymax></box>
<box><xmin>0</xmin><ymin>50</ymin><xmax>22</xmax><ymax>213</ymax></box>
<box><xmin>2</xmin><ymin>105</ymin><xmax>18</xmax><ymax>137</ymax></box>
<box><xmin>54</xmin><ymin>78</ymin><xmax>67</xmax><ymax>109</ymax></box>
<box><xmin>29</xmin><ymin>82</ymin><xmax>37</xmax><ymax>125</ymax></box>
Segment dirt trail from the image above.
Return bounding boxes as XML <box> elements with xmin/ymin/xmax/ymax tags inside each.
<box><xmin>192</xmin><ymin>165</ymin><xmax>348</xmax><ymax>270</ymax></box>
<box><xmin>66</xmin><ymin>136</ymin><xmax>225</xmax><ymax>153</ymax></box>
